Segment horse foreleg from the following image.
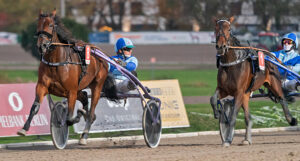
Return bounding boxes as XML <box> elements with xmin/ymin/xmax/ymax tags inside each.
<box><xmin>76</xmin><ymin>90</ymin><xmax>89</xmax><ymax>120</ymax></box>
<box><xmin>17</xmin><ymin>84</ymin><xmax>48</xmax><ymax>136</ymax></box>
<box><xmin>210</xmin><ymin>89</ymin><xmax>220</xmax><ymax>119</ymax></box>
<box><xmin>224</xmin><ymin>96</ymin><xmax>242</xmax><ymax>147</ymax></box>
<box><xmin>279</xmin><ymin>99</ymin><xmax>298</xmax><ymax>126</ymax></box>
<box><xmin>242</xmin><ymin>94</ymin><xmax>252</xmax><ymax>145</ymax></box>
<box><xmin>66</xmin><ymin>90</ymin><xmax>79</xmax><ymax>125</ymax></box>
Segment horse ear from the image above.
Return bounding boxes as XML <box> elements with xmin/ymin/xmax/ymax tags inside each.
<box><xmin>229</xmin><ymin>16</ymin><xmax>235</xmax><ymax>23</ymax></box>
<box><xmin>51</xmin><ymin>8</ymin><xmax>56</xmax><ymax>17</ymax></box>
<box><xmin>212</xmin><ymin>16</ymin><xmax>217</xmax><ymax>24</ymax></box>
<box><xmin>39</xmin><ymin>9</ymin><xmax>43</xmax><ymax>16</ymax></box>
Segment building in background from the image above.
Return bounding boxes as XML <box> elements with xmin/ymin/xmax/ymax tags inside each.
<box><xmin>68</xmin><ymin>0</ymin><xmax>300</xmax><ymax>33</ymax></box>
<box><xmin>71</xmin><ymin>0</ymin><xmax>164</xmax><ymax>32</ymax></box>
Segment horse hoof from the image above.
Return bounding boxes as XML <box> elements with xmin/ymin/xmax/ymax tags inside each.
<box><xmin>290</xmin><ymin>118</ymin><xmax>298</xmax><ymax>126</ymax></box>
<box><xmin>17</xmin><ymin>129</ymin><xmax>26</xmax><ymax>136</ymax></box>
<box><xmin>222</xmin><ymin>142</ymin><xmax>230</xmax><ymax>147</ymax></box>
<box><xmin>241</xmin><ymin>140</ymin><xmax>251</xmax><ymax>145</ymax></box>
<box><xmin>214</xmin><ymin>111</ymin><xmax>220</xmax><ymax>119</ymax></box>
<box><xmin>214</xmin><ymin>114</ymin><xmax>219</xmax><ymax>119</ymax></box>
<box><xmin>79</xmin><ymin>138</ymin><xmax>87</xmax><ymax>145</ymax></box>
<box><xmin>66</xmin><ymin>120</ymin><xmax>74</xmax><ymax>126</ymax></box>
<box><xmin>77</xmin><ymin>108</ymin><xmax>86</xmax><ymax>116</ymax></box>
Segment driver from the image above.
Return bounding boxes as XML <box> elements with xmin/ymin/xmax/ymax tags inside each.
<box><xmin>108</xmin><ymin>37</ymin><xmax>138</xmax><ymax>93</ymax></box>
<box><xmin>272</xmin><ymin>33</ymin><xmax>300</xmax><ymax>99</ymax></box>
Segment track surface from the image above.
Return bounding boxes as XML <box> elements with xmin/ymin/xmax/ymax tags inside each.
<box><xmin>1</xmin><ymin>131</ymin><xmax>300</xmax><ymax>161</ymax></box>
<box><xmin>1</xmin><ymin>45</ymin><xmax>300</xmax><ymax>160</ymax></box>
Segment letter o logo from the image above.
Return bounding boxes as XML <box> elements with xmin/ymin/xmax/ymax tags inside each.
<box><xmin>8</xmin><ymin>92</ymin><xmax>23</xmax><ymax>112</ymax></box>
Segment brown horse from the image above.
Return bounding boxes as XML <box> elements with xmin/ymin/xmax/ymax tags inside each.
<box><xmin>17</xmin><ymin>9</ymin><xmax>118</xmax><ymax>145</ymax></box>
<box><xmin>210</xmin><ymin>17</ymin><xmax>297</xmax><ymax>146</ymax></box>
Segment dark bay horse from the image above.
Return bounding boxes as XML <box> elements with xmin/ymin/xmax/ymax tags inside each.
<box><xmin>17</xmin><ymin>9</ymin><xmax>117</xmax><ymax>145</ymax></box>
<box><xmin>210</xmin><ymin>17</ymin><xmax>297</xmax><ymax>146</ymax></box>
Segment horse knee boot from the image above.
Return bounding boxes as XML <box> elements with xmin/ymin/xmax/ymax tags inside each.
<box><xmin>210</xmin><ymin>95</ymin><xmax>219</xmax><ymax>119</ymax></box>
<box><xmin>23</xmin><ymin>102</ymin><xmax>40</xmax><ymax>131</ymax></box>
<box><xmin>82</xmin><ymin>91</ymin><xmax>89</xmax><ymax>112</ymax></box>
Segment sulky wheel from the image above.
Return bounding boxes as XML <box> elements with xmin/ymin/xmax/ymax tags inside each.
<box><xmin>50</xmin><ymin>101</ymin><xmax>69</xmax><ymax>150</ymax></box>
<box><xmin>219</xmin><ymin>99</ymin><xmax>235</xmax><ymax>143</ymax></box>
<box><xmin>142</xmin><ymin>100</ymin><xmax>162</xmax><ymax>148</ymax></box>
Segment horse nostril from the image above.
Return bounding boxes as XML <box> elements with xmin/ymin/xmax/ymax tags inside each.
<box><xmin>216</xmin><ymin>45</ymin><xmax>219</xmax><ymax>49</ymax></box>
<box><xmin>223</xmin><ymin>45</ymin><xmax>226</xmax><ymax>48</ymax></box>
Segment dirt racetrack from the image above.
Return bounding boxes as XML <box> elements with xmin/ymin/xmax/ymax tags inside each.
<box><xmin>1</xmin><ymin>45</ymin><xmax>300</xmax><ymax>161</ymax></box>
<box><xmin>1</xmin><ymin>130</ymin><xmax>300</xmax><ymax>161</ymax></box>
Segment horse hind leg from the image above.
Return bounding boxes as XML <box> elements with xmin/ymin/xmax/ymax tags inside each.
<box><xmin>241</xmin><ymin>94</ymin><xmax>252</xmax><ymax>145</ymax></box>
<box><xmin>279</xmin><ymin>99</ymin><xmax>297</xmax><ymax>126</ymax></box>
<box><xmin>79</xmin><ymin>80</ymin><xmax>104</xmax><ymax>145</ymax></box>
<box><xmin>265</xmin><ymin>81</ymin><xmax>298</xmax><ymax>126</ymax></box>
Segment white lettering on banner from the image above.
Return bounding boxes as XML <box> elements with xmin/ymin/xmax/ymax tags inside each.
<box><xmin>110</xmin><ymin>32</ymin><xmax>215</xmax><ymax>44</ymax></box>
<box><xmin>103</xmin><ymin>114</ymin><xmax>140</xmax><ymax>124</ymax></box>
<box><xmin>106</xmin><ymin>99</ymin><xmax>129</xmax><ymax>111</ymax></box>
<box><xmin>0</xmin><ymin>115</ymin><xmax>24</xmax><ymax>128</ymax></box>
<box><xmin>29</xmin><ymin>114</ymin><xmax>49</xmax><ymax>126</ymax></box>
<box><xmin>0</xmin><ymin>114</ymin><xmax>48</xmax><ymax>128</ymax></box>
<box><xmin>8</xmin><ymin>92</ymin><xmax>23</xmax><ymax>112</ymax></box>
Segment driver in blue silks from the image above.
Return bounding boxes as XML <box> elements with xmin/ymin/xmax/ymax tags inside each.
<box><xmin>108</xmin><ymin>37</ymin><xmax>138</xmax><ymax>93</ymax></box>
<box><xmin>272</xmin><ymin>33</ymin><xmax>300</xmax><ymax>93</ymax></box>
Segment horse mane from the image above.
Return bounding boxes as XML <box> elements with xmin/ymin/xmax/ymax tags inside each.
<box><xmin>230</xmin><ymin>35</ymin><xmax>242</xmax><ymax>47</ymax></box>
<box><xmin>53</xmin><ymin>16</ymin><xmax>78</xmax><ymax>44</ymax></box>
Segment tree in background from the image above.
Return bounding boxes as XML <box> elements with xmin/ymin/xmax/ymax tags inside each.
<box><xmin>253</xmin><ymin>0</ymin><xmax>292</xmax><ymax>31</ymax></box>
<box><xmin>68</xmin><ymin>0</ymin><xmax>126</xmax><ymax>31</ymax></box>
<box><xmin>21</xmin><ymin>18</ymin><xmax>90</xmax><ymax>60</ymax></box>
<box><xmin>158</xmin><ymin>0</ymin><xmax>231</xmax><ymax>31</ymax></box>
<box><xmin>157</xmin><ymin>0</ymin><xmax>183</xmax><ymax>30</ymax></box>
<box><xmin>0</xmin><ymin>0</ymin><xmax>57</xmax><ymax>33</ymax></box>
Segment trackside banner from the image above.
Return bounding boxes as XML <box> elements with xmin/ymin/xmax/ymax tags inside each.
<box><xmin>73</xmin><ymin>79</ymin><xmax>189</xmax><ymax>133</ymax></box>
<box><xmin>141</xmin><ymin>79</ymin><xmax>190</xmax><ymax>128</ymax></box>
<box><xmin>0</xmin><ymin>83</ymin><xmax>50</xmax><ymax>137</ymax></box>
<box><xmin>109</xmin><ymin>32</ymin><xmax>214</xmax><ymax>45</ymax></box>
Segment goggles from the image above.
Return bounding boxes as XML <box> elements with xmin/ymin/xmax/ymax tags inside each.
<box><xmin>123</xmin><ymin>47</ymin><xmax>132</xmax><ymax>51</ymax></box>
<box><xmin>283</xmin><ymin>39</ymin><xmax>293</xmax><ymax>45</ymax></box>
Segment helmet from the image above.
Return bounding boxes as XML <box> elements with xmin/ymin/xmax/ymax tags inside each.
<box><xmin>114</xmin><ymin>38</ymin><xmax>135</xmax><ymax>53</ymax></box>
<box><xmin>282</xmin><ymin>32</ymin><xmax>298</xmax><ymax>49</ymax></box>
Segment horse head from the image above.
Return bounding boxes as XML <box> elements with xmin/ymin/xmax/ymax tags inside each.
<box><xmin>36</xmin><ymin>9</ymin><xmax>57</xmax><ymax>55</ymax></box>
<box><xmin>214</xmin><ymin>16</ymin><xmax>234</xmax><ymax>56</ymax></box>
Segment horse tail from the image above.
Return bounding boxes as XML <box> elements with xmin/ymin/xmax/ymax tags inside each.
<box><xmin>103</xmin><ymin>74</ymin><xmax>118</xmax><ymax>101</ymax></box>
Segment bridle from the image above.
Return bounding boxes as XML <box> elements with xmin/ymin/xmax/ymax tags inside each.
<box><xmin>36</xmin><ymin>14</ymin><xmax>81</xmax><ymax>66</ymax></box>
<box><xmin>215</xmin><ymin>19</ymin><xmax>283</xmax><ymax>67</ymax></box>
<box><xmin>215</xmin><ymin>19</ymin><xmax>231</xmax><ymax>55</ymax></box>
<box><xmin>36</xmin><ymin>14</ymin><xmax>57</xmax><ymax>55</ymax></box>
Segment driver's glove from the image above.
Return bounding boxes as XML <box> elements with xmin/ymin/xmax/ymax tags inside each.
<box><xmin>115</xmin><ymin>59</ymin><xmax>127</xmax><ymax>67</ymax></box>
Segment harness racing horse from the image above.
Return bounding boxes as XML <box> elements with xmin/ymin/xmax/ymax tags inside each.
<box><xmin>210</xmin><ymin>17</ymin><xmax>298</xmax><ymax>147</ymax></box>
<box><xmin>17</xmin><ymin>9</ymin><xmax>118</xmax><ymax>145</ymax></box>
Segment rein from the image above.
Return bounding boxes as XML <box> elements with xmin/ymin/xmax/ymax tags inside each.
<box><xmin>41</xmin><ymin>57</ymin><xmax>82</xmax><ymax>66</ymax></box>
<box><xmin>42</xmin><ymin>42</ymin><xmax>106</xmax><ymax>67</ymax></box>
<box><xmin>219</xmin><ymin>54</ymin><xmax>250</xmax><ymax>67</ymax></box>
<box><xmin>227</xmin><ymin>46</ymin><xmax>283</xmax><ymax>64</ymax></box>
<box><xmin>41</xmin><ymin>41</ymin><xmax>82</xmax><ymax>66</ymax></box>
<box><xmin>50</xmin><ymin>42</ymin><xmax>73</xmax><ymax>46</ymax></box>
